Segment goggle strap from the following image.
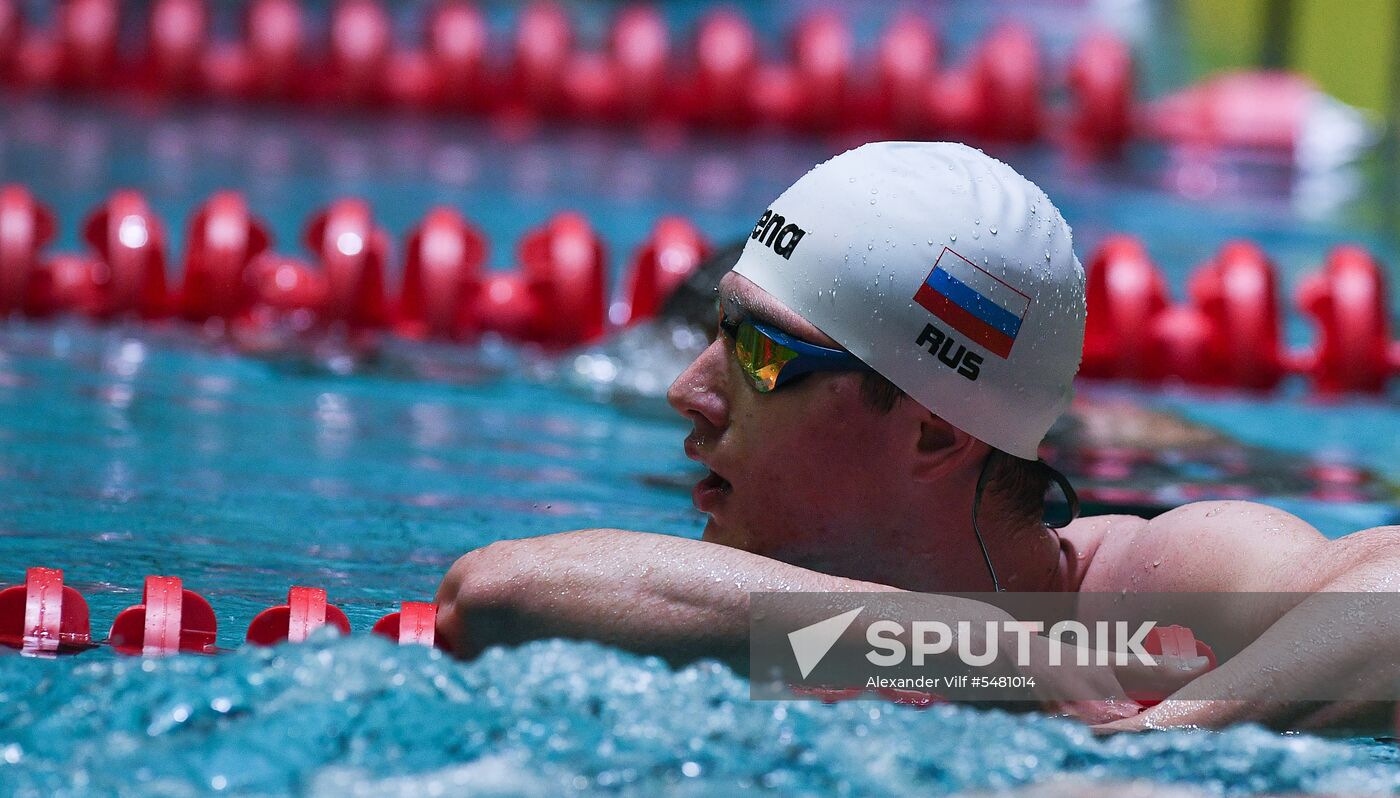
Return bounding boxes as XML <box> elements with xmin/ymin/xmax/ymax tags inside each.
<box><xmin>1041</xmin><ymin>460</ymin><xmax>1081</xmax><ymax>529</ymax></box>
<box><xmin>971</xmin><ymin>454</ymin><xmax>1001</xmax><ymax>592</ymax></box>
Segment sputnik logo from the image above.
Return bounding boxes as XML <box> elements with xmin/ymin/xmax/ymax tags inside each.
<box><xmin>787</xmin><ymin>606</ymin><xmax>864</xmax><ymax>678</ymax></box>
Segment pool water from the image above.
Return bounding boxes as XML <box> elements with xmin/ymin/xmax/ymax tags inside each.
<box><xmin>3</xmin><ymin>2</ymin><xmax>1400</xmax><ymax>793</ymax></box>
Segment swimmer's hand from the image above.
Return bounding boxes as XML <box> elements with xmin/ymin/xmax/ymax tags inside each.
<box><xmin>1019</xmin><ymin>640</ymin><xmax>1213</xmax><ymax>725</ymax></box>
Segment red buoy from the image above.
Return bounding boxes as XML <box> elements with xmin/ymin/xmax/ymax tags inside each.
<box><xmin>622</xmin><ymin>216</ymin><xmax>709</xmax><ymax>325</ymax></box>
<box><xmin>303</xmin><ymin>198</ymin><xmax>390</xmax><ymax>328</ymax></box>
<box><xmin>1187</xmin><ymin>241</ymin><xmax>1285</xmax><ymax>390</ymax></box>
<box><xmin>874</xmin><ymin>14</ymin><xmax>939</xmax><ymax>134</ymax></box>
<box><xmin>109</xmin><ymin>575</ymin><xmax>218</xmax><ymax>656</ymax></box>
<box><xmin>0</xmin><ymin>567</ymin><xmax>93</xmax><ymax>655</ymax></box>
<box><xmin>474</xmin><ymin>272</ymin><xmax>540</xmax><ymax>341</ymax></box>
<box><xmin>179</xmin><ymin>191</ymin><xmax>271</xmax><ymax>321</ymax></box>
<box><xmin>1295</xmin><ymin>246</ymin><xmax>1393</xmax><ymax>394</ymax></box>
<box><xmin>244</xmin><ymin>0</ymin><xmax>307</xmax><ymax>99</ymax></box>
<box><xmin>1081</xmin><ymin>236</ymin><xmax>1171</xmax><ymax>381</ymax></box>
<box><xmin>246</xmin><ymin>586</ymin><xmax>352</xmax><ymax>645</ymax></box>
<box><xmin>687</xmin><ymin>10</ymin><xmax>757</xmax><ymax>127</ymax></box>
<box><xmin>145</xmin><ymin>0</ymin><xmax>209</xmax><ymax>94</ymax></box>
<box><xmin>1128</xmin><ymin>624</ymin><xmax>1217</xmax><ymax>707</ymax></box>
<box><xmin>970</xmin><ymin>23</ymin><xmax>1042</xmax><ymax>142</ymax></box>
<box><xmin>54</xmin><ymin>0</ymin><xmax>121</xmax><ymax>89</ymax></box>
<box><xmin>0</xmin><ymin>184</ymin><xmax>56</xmax><ymax>317</ymax></box>
<box><xmin>609</xmin><ymin>5</ymin><xmax>669</xmax><ymax>120</ymax></box>
<box><xmin>518</xmin><ymin>212</ymin><xmax>607</xmax><ymax>346</ymax></box>
<box><xmin>326</xmin><ymin>0</ymin><xmax>391</xmax><ymax>104</ymax></box>
<box><xmin>788</xmin><ymin>12</ymin><xmax>853</xmax><ymax>131</ymax></box>
<box><xmin>372</xmin><ymin>601</ymin><xmax>449</xmax><ymax>650</ymax></box>
<box><xmin>396</xmin><ymin>206</ymin><xmax>487</xmax><ymax>340</ymax></box>
<box><xmin>248</xmin><ymin>254</ymin><xmax>327</xmax><ymax>314</ymax></box>
<box><xmin>510</xmin><ymin>1</ymin><xmax>574</xmax><ymax>115</ymax></box>
<box><xmin>0</xmin><ymin>0</ymin><xmax>22</xmax><ymax>84</ymax></box>
<box><xmin>422</xmin><ymin>0</ymin><xmax>489</xmax><ymax>110</ymax></box>
<box><xmin>81</xmin><ymin>191</ymin><xmax>170</xmax><ymax>319</ymax></box>
<box><xmin>1066</xmin><ymin>31</ymin><xmax>1134</xmax><ymax>155</ymax></box>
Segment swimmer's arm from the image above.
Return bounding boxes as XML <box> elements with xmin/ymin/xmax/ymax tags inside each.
<box><xmin>1097</xmin><ymin>513</ymin><xmax>1400</xmax><ymax>731</ymax></box>
<box><xmin>436</xmin><ymin>529</ymin><xmax>1184</xmax><ymax>724</ymax></box>
<box><xmin>433</xmin><ymin>528</ymin><xmax>900</xmax><ymax>666</ymax></box>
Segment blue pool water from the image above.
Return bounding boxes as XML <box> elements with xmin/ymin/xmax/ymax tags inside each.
<box><xmin>3</xmin><ymin>2</ymin><xmax>1400</xmax><ymax>794</ymax></box>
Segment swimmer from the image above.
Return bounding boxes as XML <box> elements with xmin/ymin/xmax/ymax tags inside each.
<box><xmin>436</xmin><ymin>142</ymin><xmax>1400</xmax><ymax>730</ymax></box>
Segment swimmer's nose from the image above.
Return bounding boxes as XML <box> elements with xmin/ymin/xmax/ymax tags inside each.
<box><xmin>667</xmin><ymin>338</ymin><xmax>729</xmax><ymax>429</ymax></box>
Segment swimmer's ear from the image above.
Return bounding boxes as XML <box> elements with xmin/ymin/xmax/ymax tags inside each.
<box><xmin>909</xmin><ymin>410</ymin><xmax>984</xmax><ymax>483</ymax></box>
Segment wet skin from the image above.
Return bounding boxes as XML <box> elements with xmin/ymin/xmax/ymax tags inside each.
<box><xmin>438</xmin><ymin>272</ymin><xmax>1400</xmax><ymax>731</ymax></box>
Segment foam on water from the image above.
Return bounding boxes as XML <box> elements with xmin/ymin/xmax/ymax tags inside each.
<box><xmin>1</xmin><ymin>636</ymin><xmax>1398</xmax><ymax>797</ymax></box>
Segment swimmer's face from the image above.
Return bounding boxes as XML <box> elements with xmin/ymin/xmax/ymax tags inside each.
<box><xmin>667</xmin><ymin>272</ymin><xmax>924</xmax><ymax>568</ymax></box>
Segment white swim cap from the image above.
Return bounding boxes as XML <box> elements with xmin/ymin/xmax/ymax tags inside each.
<box><xmin>733</xmin><ymin>141</ymin><xmax>1086</xmax><ymax>459</ymax></box>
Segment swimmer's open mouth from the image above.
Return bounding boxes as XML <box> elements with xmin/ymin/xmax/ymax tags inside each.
<box><xmin>692</xmin><ymin>469</ymin><xmax>731</xmax><ymax>511</ymax></box>
<box><xmin>702</xmin><ymin>470</ymin><xmax>731</xmax><ymax>492</ymax></box>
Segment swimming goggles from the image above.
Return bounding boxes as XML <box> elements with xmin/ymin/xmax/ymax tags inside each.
<box><xmin>717</xmin><ymin>303</ymin><xmax>876</xmax><ymax>392</ymax></box>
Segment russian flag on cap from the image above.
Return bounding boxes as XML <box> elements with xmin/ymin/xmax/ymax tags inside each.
<box><xmin>913</xmin><ymin>248</ymin><xmax>1030</xmax><ymax>359</ymax></box>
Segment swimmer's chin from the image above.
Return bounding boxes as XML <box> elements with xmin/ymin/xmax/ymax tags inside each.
<box><xmin>701</xmin><ymin>517</ymin><xmax>750</xmax><ymax>551</ymax></box>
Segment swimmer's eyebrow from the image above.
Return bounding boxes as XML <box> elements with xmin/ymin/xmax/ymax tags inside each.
<box><xmin>720</xmin><ymin>291</ymin><xmax>786</xmax><ymax>335</ymax></box>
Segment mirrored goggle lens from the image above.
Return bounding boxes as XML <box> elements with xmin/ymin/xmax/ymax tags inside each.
<box><xmin>734</xmin><ymin>320</ymin><xmax>798</xmax><ymax>393</ymax></box>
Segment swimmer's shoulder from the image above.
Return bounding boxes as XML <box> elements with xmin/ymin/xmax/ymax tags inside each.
<box><xmin>1066</xmin><ymin>500</ymin><xmax>1334</xmax><ymax>593</ymax></box>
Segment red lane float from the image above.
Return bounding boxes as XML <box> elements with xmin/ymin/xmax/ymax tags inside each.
<box><xmin>144</xmin><ymin>0</ymin><xmax>209</xmax><ymax>95</ymax></box>
<box><xmin>1184</xmin><ymin>241</ymin><xmax>1285</xmax><ymax>390</ymax></box>
<box><xmin>241</xmin><ymin>0</ymin><xmax>308</xmax><ymax>99</ymax></box>
<box><xmin>0</xmin><ymin>185</ymin><xmax>57</xmax><ymax>317</ymax></box>
<box><xmin>1066</xmin><ymin>31</ymin><xmax>1134</xmax><ymax>154</ymax></box>
<box><xmin>772</xmin><ymin>12</ymin><xmax>853</xmax><ymax>132</ymax></box>
<box><xmin>971</xmin><ymin>23</ymin><xmax>1043</xmax><ymax>142</ymax></box>
<box><xmin>82</xmin><ymin>191</ymin><xmax>171</xmax><ymax>319</ymax></box>
<box><xmin>509</xmin><ymin>1</ymin><xmax>573</xmax><ymax>116</ymax></box>
<box><xmin>246</xmin><ymin>586</ymin><xmax>351</xmax><ymax>645</ymax></box>
<box><xmin>1</xmin><ymin>569</ymin><xmax>450</xmax><ymax>657</ymax></box>
<box><xmin>202</xmin><ymin>0</ymin><xmax>307</xmax><ymax>100</ymax></box>
<box><xmin>304</xmin><ymin>198</ymin><xmax>391</xmax><ymax>328</ymax></box>
<box><xmin>607</xmin><ymin>5</ymin><xmax>670</xmax><ymax>121</ymax></box>
<box><xmin>686</xmin><ymin>10</ymin><xmax>759</xmax><ymax>128</ymax></box>
<box><xmin>247</xmin><ymin>254</ymin><xmax>326</xmax><ymax>317</ymax></box>
<box><xmin>51</xmin><ymin>0</ymin><xmax>121</xmax><ymax>90</ymax></box>
<box><xmin>395</xmin><ymin>206</ymin><xmax>487</xmax><ymax>340</ymax></box>
<box><xmin>0</xmin><ymin>567</ymin><xmax>94</xmax><ymax>655</ymax></box>
<box><xmin>1296</xmin><ymin>246</ymin><xmax>1394</xmax><ymax>394</ymax></box>
<box><xmin>517</xmin><ymin>212</ymin><xmax>607</xmax><ymax>346</ymax></box>
<box><xmin>389</xmin><ymin>0</ymin><xmax>489</xmax><ymax>110</ymax></box>
<box><xmin>2</xmin><ymin>185</ymin><xmax>1394</xmax><ymax>392</ymax></box>
<box><xmin>326</xmin><ymin>0</ymin><xmax>392</xmax><ymax>105</ymax></box>
<box><xmin>1081</xmin><ymin>236</ymin><xmax>1172</xmax><ymax>382</ymax></box>
<box><xmin>0</xmin><ymin>0</ymin><xmax>19</xmax><ymax>83</ymax></box>
<box><xmin>12</xmin><ymin>2</ymin><xmax>1384</xmax><ymax>159</ymax></box>
<box><xmin>372</xmin><ymin>601</ymin><xmax>448</xmax><ymax>650</ymax></box>
<box><xmin>1080</xmin><ymin>236</ymin><xmax>1394</xmax><ymax>392</ymax></box>
<box><xmin>1129</xmin><ymin>624</ymin><xmax>1218</xmax><ymax>707</ymax></box>
<box><xmin>623</xmin><ymin>217</ymin><xmax>709</xmax><ymax>326</ymax></box>
<box><xmin>874</xmin><ymin>14</ymin><xmax>939</xmax><ymax>135</ymax></box>
<box><xmin>179</xmin><ymin>191</ymin><xmax>271</xmax><ymax>322</ymax></box>
<box><xmin>109</xmin><ymin>575</ymin><xmax>218</xmax><ymax>656</ymax></box>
